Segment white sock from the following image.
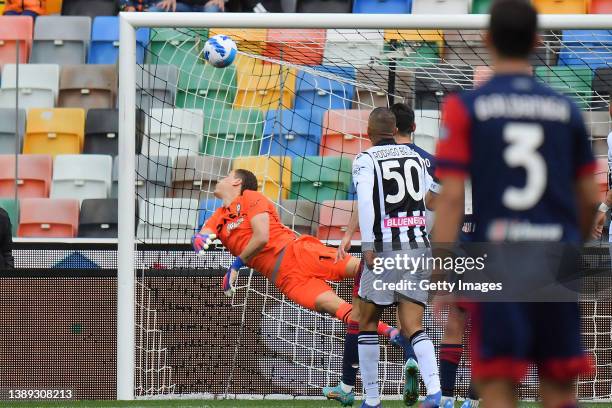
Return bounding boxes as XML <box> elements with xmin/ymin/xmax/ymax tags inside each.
<box><xmin>340</xmin><ymin>381</ymin><xmax>353</xmax><ymax>393</ymax></box>
<box><xmin>410</xmin><ymin>330</ymin><xmax>441</xmax><ymax>396</ymax></box>
<box><xmin>358</xmin><ymin>332</ymin><xmax>380</xmax><ymax>406</ymax></box>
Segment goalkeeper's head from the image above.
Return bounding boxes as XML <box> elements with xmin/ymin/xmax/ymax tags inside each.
<box><xmin>214</xmin><ymin>169</ymin><xmax>258</xmax><ymax>200</ymax></box>
<box><xmin>487</xmin><ymin>0</ymin><xmax>538</xmax><ymax>64</ymax></box>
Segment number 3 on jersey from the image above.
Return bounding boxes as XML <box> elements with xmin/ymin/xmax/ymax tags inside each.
<box><xmin>381</xmin><ymin>159</ymin><xmax>423</xmax><ymax>204</ymax></box>
<box><xmin>503</xmin><ymin>123</ymin><xmax>547</xmax><ymax>211</ymax></box>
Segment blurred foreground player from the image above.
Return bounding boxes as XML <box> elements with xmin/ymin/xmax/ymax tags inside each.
<box><xmin>193</xmin><ymin>169</ymin><xmax>400</xmax><ymax>406</ymax></box>
<box><xmin>433</xmin><ymin>1</ymin><xmax>597</xmax><ymax>407</ymax></box>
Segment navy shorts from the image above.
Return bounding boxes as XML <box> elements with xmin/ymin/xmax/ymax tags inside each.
<box><xmin>469</xmin><ymin>302</ymin><xmax>593</xmax><ymax>382</ymax></box>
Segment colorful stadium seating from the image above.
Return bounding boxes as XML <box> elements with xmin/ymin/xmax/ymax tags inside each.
<box><xmin>147</xmin><ymin>28</ymin><xmax>208</xmax><ymax>68</ymax></box>
<box><xmin>321</xmin><ymin>109</ymin><xmax>372</xmax><ymax>158</ymax></box>
<box><xmin>0</xmin><ymin>64</ymin><xmax>59</xmax><ymax>110</ymax></box>
<box><xmin>353</xmin><ymin>65</ymin><xmax>415</xmax><ymax>109</ymax></box>
<box><xmin>58</xmin><ymin>64</ymin><xmax>117</xmax><ymax>110</ymax></box>
<box><xmin>260</xmin><ymin>109</ymin><xmax>322</xmax><ymax>158</ymax></box>
<box><xmin>143</xmin><ymin>108</ymin><xmax>203</xmax><ymax>158</ymax></box>
<box><xmin>294</xmin><ymin>66</ymin><xmax>355</xmax><ymax>114</ymax></box>
<box><xmin>24</xmin><ymin>108</ymin><xmax>85</xmax><ymax>157</ymax></box>
<box><xmin>209</xmin><ymin>28</ymin><xmax>267</xmax><ymax>56</ymax></box>
<box><xmin>352</xmin><ymin>0</ymin><xmax>410</xmax><ymax>13</ymax></box>
<box><xmin>532</xmin><ymin>0</ymin><xmax>587</xmax><ymax>14</ymax></box>
<box><xmin>136</xmin><ymin>64</ymin><xmax>179</xmax><ymax>112</ymax></box>
<box><xmin>383</xmin><ymin>30</ymin><xmax>443</xmax><ymax>70</ymax></box>
<box><xmin>78</xmin><ymin>198</ymin><xmax>118</xmax><ymax>238</ymax></box>
<box><xmin>0</xmin><ymin>154</ymin><xmax>52</xmax><ymax>198</ymax></box>
<box><xmin>317</xmin><ymin>200</ymin><xmax>360</xmax><ymax>241</ymax></box>
<box><xmin>232</xmin><ymin>156</ymin><xmax>292</xmax><ymax>200</ymax></box>
<box><xmin>471</xmin><ymin>0</ymin><xmax>492</xmax><ymax>13</ymax></box>
<box><xmin>412</xmin><ymin>0</ymin><xmax>469</xmax><ymax>13</ymax></box>
<box><xmin>62</xmin><ymin>0</ymin><xmax>119</xmax><ymax>17</ymax></box>
<box><xmin>84</xmin><ymin>109</ymin><xmax>118</xmax><ymax>155</ymax></box>
<box><xmin>589</xmin><ymin>0</ymin><xmax>612</xmax><ymax>13</ymax></box>
<box><xmin>324</xmin><ymin>29</ymin><xmax>385</xmax><ymax>67</ymax></box>
<box><xmin>264</xmin><ymin>29</ymin><xmax>326</xmax><ymax>66</ymax></box>
<box><xmin>46</xmin><ymin>0</ymin><xmax>63</xmax><ymax>14</ymax></box>
<box><xmin>201</xmin><ymin>108</ymin><xmax>263</xmax><ymax>158</ymax></box>
<box><xmin>18</xmin><ymin>198</ymin><xmax>79</xmax><ymax>238</ymax></box>
<box><xmin>30</xmin><ymin>16</ymin><xmax>91</xmax><ymax>64</ymax></box>
<box><xmin>137</xmin><ymin>198</ymin><xmax>198</xmax><ymax>240</ymax></box>
<box><xmin>176</xmin><ymin>62</ymin><xmax>237</xmax><ymax>110</ymax></box>
<box><xmin>170</xmin><ymin>155</ymin><xmax>229</xmax><ymax>202</ymax></box>
<box><xmin>233</xmin><ymin>55</ymin><xmax>296</xmax><ymax>110</ymax></box>
<box><xmin>290</xmin><ymin>156</ymin><xmax>351</xmax><ymax>202</ymax></box>
<box><xmin>535</xmin><ymin>66</ymin><xmax>593</xmax><ymax>109</ymax></box>
<box><xmin>197</xmin><ymin>198</ymin><xmax>223</xmax><ymax>229</ymax></box>
<box><xmin>88</xmin><ymin>16</ymin><xmax>149</xmax><ymax>64</ymax></box>
<box><xmin>0</xmin><ymin>108</ymin><xmax>26</xmax><ymax>154</ymax></box>
<box><xmin>0</xmin><ymin>16</ymin><xmax>33</xmax><ymax>67</ymax></box>
<box><xmin>136</xmin><ymin>155</ymin><xmax>173</xmax><ymax>199</ymax></box>
<box><xmin>278</xmin><ymin>199</ymin><xmax>319</xmax><ymax>236</ymax></box>
<box><xmin>50</xmin><ymin>154</ymin><xmax>112</xmax><ymax>202</ymax></box>
<box><xmin>0</xmin><ymin>198</ymin><xmax>19</xmax><ymax>236</ymax></box>
<box><xmin>559</xmin><ymin>30</ymin><xmax>612</xmax><ymax>69</ymax></box>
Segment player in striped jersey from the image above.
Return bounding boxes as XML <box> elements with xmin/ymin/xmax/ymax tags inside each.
<box><xmin>354</xmin><ymin>108</ymin><xmax>441</xmax><ymax>408</ymax></box>
<box><xmin>592</xmin><ymin>99</ymin><xmax>612</xmax><ymax>253</ymax></box>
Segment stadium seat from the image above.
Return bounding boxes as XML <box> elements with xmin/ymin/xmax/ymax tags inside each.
<box><xmin>136</xmin><ymin>64</ymin><xmax>178</xmax><ymax>112</ymax></box>
<box><xmin>532</xmin><ymin>0</ymin><xmax>587</xmax><ymax>14</ymax></box>
<box><xmin>298</xmin><ymin>0</ymin><xmax>351</xmax><ymax>12</ymax></box>
<box><xmin>414</xmin><ymin>109</ymin><xmax>441</xmax><ymax>138</ymax></box>
<box><xmin>0</xmin><ymin>154</ymin><xmax>52</xmax><ymax>198</ymax></box>
<box><xmin>232</xmin><ymin>156</ymin><xmax>292</xmax><ymax>200</ymax></box>
<box><xmin>58</xmin><ymin>65</ymin><xmax>117</xmax><ymax>110</ymax></box>
<box><xmin>62</xmin><ymin>0</ymin><xmax>118</xmax><ymax>17</ymax></box>
<box><xmin>111</xmin><ymin>155</ymin><xmax>118</xmax><ymax>198</ymax></box>
<box><xmin>593</xmin><ymin>67</ymin><xmax>612</xmax><ymax>110</ymax></box>
<box><xmin>353</xmin><ymin>65</ymin><xmax>415</xmax><ymax>108</ymax></box>
<box><xmin>352</xmin><ymin>0</ymin><xmax>410</xmax><ymax>13</ymax></box>
<box><xmin>0</xmin><ymin>16</ymin><xmax>33</xmax><ymax>67</ymax></box>
<box><xmin>170</xmin><ymin>155</ymin><xmax>231</xmax><ymax>202</ymax></box>
<box><xmin>412</xmin><ymin>0</ymin><xmax>468</xmax><ymax>13</ymax></box>
<box><xmin>290</xmin><ymin>156</ymin><xmax>351</xmax><ymax>202</ymax></box>
<box><xmin>383</xmin><ymin>33</ymin><xmax>443</xmax><ymax>71</ymax></box>
<box><xmin>264</xmin><ymin>29</ymin><xmax>326</xmax><ymax>66</ymax></box>
<box><xmin>24</xmin><ymin>108</ymin><xmax>85</xmax><ymax>157</ymax></box>
<box><xmin>443</xmin><ymin>30</ymin><xmax>491</xmax><ymax>68</ymax></box>
<box><xmin>209</xmin><ymin>28</ymin><xmax>267</xmax><ymax>56</ymax></box>
<box><xmin>50</xmin><ymin>154</ymin><xmax>112</xmax><ymax>202</ymax></box>
<box><xmin>278</xmin><ymin>199</ymin><xmax>319</xmax><ymax>236</ymax></box>
<box><xmin>0</xmin><ymin>64</ymin><xmax>59</xmax><ymax>110</ymax></box>
<box><xmin>559</xmin><ymin>30</ymin><xmax>612</xmax><ymax>69</ymax></box>
<box><xmin>535</xmin><ymin>66</ymin><xmax>593</xmax><ymax>109</ymax></box>
<box><xmin>590</xmin><ymin>0</ymin><xmax>612</xmax><ymax>13</ymax></box>
<box><xmin>136</xmin><ymin>155</ymin><xmax>174</xmax><ymax>199</ymax></box>
<box><xmin>0</xmin><ymin>108</ymin><xmax>26</xmax><ymax>154</ymax></box>
<box><xmin>321</xmin><ymin>109</ymin><xmax>372</xmax><ymax>158</ymax></box>
<box><xmin>324</xmin><ymin>29</ymin><xmax>385</xmax><ymax>68</ymax></box>
<box><xmin>89</xmin><ymin>16</ymin><xmax>149</xmax><ymax>64</ymax></box>
<box><xmin>473</xmin><ymin>66</ymin><xmax>493</xmax><ymax>87</ymax></box>
<box><xmin>294</xmin><ymin>66</ymin><xmax>356</xmax><ymax>114</ymax></box>
<box><xmin>45</xmin><ymin>0</ymin><xmax>63</xmax><ymax>14</ymax></box>
<box><xmin>146</xmin><ymin>28</ymin><xmax>208</xmax><ymax>68</ymax></box>
<box><xmin>30</xmin><ymin>16</ymin><xmax>90</xmax><ymax>65</ymax></box>
<box><xmin>18</xmin><ymin>198</ymin><xmax>79</xmax><ymax>238</ymax></box>
<box><xmin>260</xmin><ymin>109</ymin><xmax>322</xmax><ymax>159</ymax></box>
<box><xmin>317</xmin><ymin>200</ymin><xmax>360</xmax><ymax>241</ymax></box>
<box><xmin>84</xmin><ymin>109</ymin><xmax>118</xmax><ymax>155</ymax></box>
<box><xmin>197</xmin><ymin>197</ymin><xmax>223</xmax><ymax>229</ymax></box>
<box><xmin>201</xmin><ymin>108</ymin><xmax>264</xmax><ymax>158</ymax></box>
<box><xmin>471</xmin><ymin>0</ymin><xmax>492</xmax><ymax>13</ymax></box>
<box><xmin>176</xmin><ymin>62</ymin><xmax>237</xmax><ymax>110</ymax></box>
<box><xmin>78</xmin><ymin>198</ymin><xmax>118</xmax><ymax>238</ymax></box>
<box><xmin>0</xmin><ymin>198</ymin><xmax>19</xmax><ymax>235</ymax></box>
<box><xmin>583</xmin><ymin>111</ymin><xmax>611</xmax><ymax>138</ymax></box>
<box><xmin>142</xmin><ymin>108</ymin><xmax>202</xmax><ymax>158</ymax></box>
<box><xmin>137</xmin><ymin>198</ymin><xmax>199</xmax><ymax>241</ymax></box>
<box><xmin>233</xmin><ymin>55</ymin><xmax>297</xmax><ymax>110</ymax></box>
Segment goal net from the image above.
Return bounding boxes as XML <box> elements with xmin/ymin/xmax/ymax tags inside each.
<box><xmin>118</xmin><ymin>13</ymin><xmax>612</xmax><ymax>402</ymax></box>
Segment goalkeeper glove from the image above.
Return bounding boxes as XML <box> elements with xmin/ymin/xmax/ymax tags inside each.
<box><xmin>192</xmin><ymin>232</ymin><xmax>216</xmax><ymax>254</ymax></box>
<box><xmin>222</xmin><ymin>257</ymin><xmax>244</xmax><ymax>297</ymax></box>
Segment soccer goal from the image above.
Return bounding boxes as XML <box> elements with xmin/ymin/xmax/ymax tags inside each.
<box><xmin>117</xmin><ymin>12</ymin><xmax>612</xmax><ymax>402</ymax></box>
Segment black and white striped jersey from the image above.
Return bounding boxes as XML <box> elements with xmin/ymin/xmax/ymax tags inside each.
<box><xmin>353</xmin><ymin>139</ymin><xmax>440</xmax><ymax>251</ymax></box>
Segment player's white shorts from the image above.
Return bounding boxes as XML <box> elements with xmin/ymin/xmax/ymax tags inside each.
<box><xmin>358</xmin><ymin>247</ymin><xmax>431</xmax><ymax>307</ymax></box>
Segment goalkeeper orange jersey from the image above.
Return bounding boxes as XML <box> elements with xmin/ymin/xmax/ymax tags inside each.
<box><xmin>203</xmin><ymin>190</ymin><xmax>296</xmax><ymax>278</ymax></box>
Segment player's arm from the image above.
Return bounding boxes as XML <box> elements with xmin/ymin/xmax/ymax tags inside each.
<box><xmin>424</xmin><ymin>172</ymin><xmax>441</xmax><ymax>211</ymax></box>
<box><xmin>593</xmin><ymin>189</ymin><xmax>612</xmax><ymax>239</ymax></box>
<box><xmin>336</xmin><ymin>201</ymin><xmax>358</xmax><ymax>261</ymax></box>
<box><xmin>353</xmin><ymin>153</ymin><xmax>376</xmax><ymax>269</ymax></box>
<box><xmin>431</xmin><ymin>176</ymin><xmax>464</xmax><ymax>243</ymax></box>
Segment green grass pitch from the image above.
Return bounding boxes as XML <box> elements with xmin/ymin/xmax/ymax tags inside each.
<box><xmin>1</xmin><ymin>401</ymin><xmax>612</xmax><ymax>408</ymax></box>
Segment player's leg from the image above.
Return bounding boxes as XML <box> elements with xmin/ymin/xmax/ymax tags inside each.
<box><xmin>440</xmin><ymin>305</ymin><xmax>468</xmax><ymax>408</ymax></box>
<box><xmin>397</xmin><ymin>300</ymin><xmax>441</xmax><ymax>407</ymax></box>
<box><xmin>359</xmin><ymin>300</ymin><xmax>385</xmax><ymax>408</ymax></box>
<box><xmin>474</xmin><ymin>379</ymin><xmax>516</xmax><ymax>408</ymax></box>
<box><xmin>539</xmin><ymin>378</ymin><xmax>576</xmax><ymax>408</ymax></box>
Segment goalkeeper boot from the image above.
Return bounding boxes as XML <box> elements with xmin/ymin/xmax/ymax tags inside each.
<box><xmin>323</xmin><ymin>383</ymin><xmax>355</xmax><ymax>407</ymax></box>
<box><xmin>403</xmin><ymin>358</ymin><xmax>420</xmax><ymax>406</ymax></box>
<box><xmin>440</xmin><ymin>396</ymin><xmax>454</xmax><ymax>408</ymax></box>
<box><xmin>419</xmin><ymin>390</ymin><xmax>442</xmax><ymax>408</ymax></box>
<box><xmin>460</xmin><ymin>399</ymin><xmax>479</xmax><ymax>408</ymax></box>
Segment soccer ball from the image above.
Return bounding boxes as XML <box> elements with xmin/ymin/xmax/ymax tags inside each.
<box><xmin>203</xmin><ymin>34</ymin><xmax>237</xmax><ymax>68</ymax></box>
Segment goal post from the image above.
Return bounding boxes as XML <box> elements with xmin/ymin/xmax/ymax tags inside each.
<box><xmin>117</xmin><ymin>12</ymin><xmax>612</xmax><ymax>401</ymax></box>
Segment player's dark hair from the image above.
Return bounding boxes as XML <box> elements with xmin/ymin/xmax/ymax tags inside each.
<box><xmin>489</xmin><ymin>0</ymin><xmax>538</xmax><ymax>59</ymax></box>
<box><xmin>368</xmin><ymin>107</ymin><xmax>396</xmax><ymax>138</ymax></box>
<box><xmin>234</xmin><ymin>169</ymin><xmax>258</xmax><ymax>193</ymax></box>
<box><xmin>391</xmin><ymin>103</ymin><xmax>415</xmax><ymax>134</ymax></box>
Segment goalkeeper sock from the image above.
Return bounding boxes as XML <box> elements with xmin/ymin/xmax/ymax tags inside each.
<box><xmin>440</xmin><ymin>343</ymin><xmax>463</xmax><ymax>397</ymax></box>
<box><xmin>341</xmin><ymin>319</ymin><xmax>359</xmax><ymax>389</ymax></box>
<box><xmin>411</xmin><ymin>330</ymin><xmax>441</xmax><ymax>396</ymax></box>
<box><xmin>358</xmin><ymin>331</ymin><xmax>380</xmax><ymax>406</ymax></box>
<box><xmin>335</xmin><ymin>302</ymin><xmax>352</xmax><ymax>324</ymax></box>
